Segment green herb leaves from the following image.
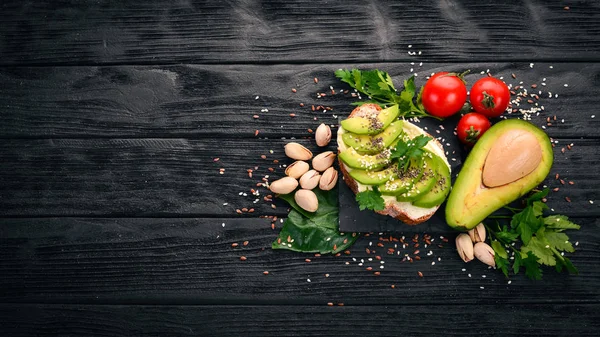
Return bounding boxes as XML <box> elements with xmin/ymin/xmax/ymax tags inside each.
<box><xmin>272</xmin><ymin>188</ymin><xmax>358</xmax><ymax>254</ymax></box>
<box><xmin>334</xmin><ymin>69</ymin><xmax>435</xmax><ymax>119</ymax></box>
<box><xmin>390</xmin><ymin>134</ymin><xmax>432</xmax><ymax>171</ymax></box>
<box><xmin>487</xmin><ymin>189</ymin><xmax>580</xmax><ymax>280</ymax></box>
<box><xmin>355</xmin><ymin>186</ymin><xmax>385</xmax><ymax>211</ymax></box>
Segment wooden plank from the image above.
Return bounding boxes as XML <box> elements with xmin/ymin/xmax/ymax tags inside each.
<box><xmin>0</xmin><ymin>63</ymin><xmax>598</xmax><ymax>139</ymax></box>
<box><xmin>0</xmin><ymin>138</ymin><xmax>597</xmax><ymax>217</ymax></box>
<box><xmin>1</xmin><ymin>303</ymin><xmax>599</xmax><ymax>337</ymax></box>
<box><xmin>2</xmin><ymin>1</ymin><xmax>600</xmax><ymax>65</ymax></box>
<box><xmin>1</xmin><ymin>217</ymin><xmax>598</xmax><ymax>305</ymax></box>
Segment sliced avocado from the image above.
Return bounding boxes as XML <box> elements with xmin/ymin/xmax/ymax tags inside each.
<box><xmin>396</xmin><ymin>153</ymin><xmax>437</xmax><ymax>201</ymax></box>
<box><xmin>445</xmin><ymin>119</ymin><xmax>553</xmax><ymax>231</ymax></box>
<box><xmin>379</xmin><ymin>157</ymin><xmax>423</xmax><ymax>196</ymax></box>
<box><xmin>412</xmin><ymin>153</ymin><xmax>451</xmax><ymax>208</ymax></box>
<box><xmin>340</xmin><ymin>105</ymin><xmax>400</xmax><ymax>135</ymax></box>
<box><xmin>342</xmin><ymin>121</ymin><xmax>404</xmax><ymax>154</ymax></box>
<box><xmin>348</xmin><ymin>166</ymin><xmax>398</xmax><ymax>186</ymax></box>
<box><xmin>339</xmin><ymin>147</ymin><xmax>391</xmax><ymax>170</ymax></box>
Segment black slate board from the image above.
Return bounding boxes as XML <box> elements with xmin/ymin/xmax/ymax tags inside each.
<box><xmin>339</xmin><ymin>114</ymin><xmax>467</xmax><ymax>233</ymax></box>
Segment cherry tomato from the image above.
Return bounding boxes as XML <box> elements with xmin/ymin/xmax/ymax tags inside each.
<box><xmin>469</xmin><ymin>77</ymin><xmax>510</xmax><ymax>118</ymax></box>
<box><xmin>457</xmin><ymin>113</ymin><xmax>491</xmax><ymax>146</ymax></box>
<box><xmin>421</xmin><ymin>72</ymin><xmax>468</xmax><ymax>118</ymax></box>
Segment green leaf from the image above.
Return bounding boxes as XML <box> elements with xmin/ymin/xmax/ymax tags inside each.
<box><xmin>545</xmin><ymin>231</ymin><xmax>575</xmax><ymax>253</ymax></box>
<box><xmin>526</xmin><ymin>188</ymin><xmax>549</xmax><ymax>205</ymax></box>
<box><xmin>495</xmin><ymin>254</ymin><xmax>510</xmax><ymax>278</ymax></box>
<box><xmin>496</xmin><ymin>225</ymin><xmax>519</xmax><ymax>243</ymax></box>
<box><xmin>511</xmin><ymin>206</ymin><xmax>544</xmax><ymax>245</ymax></box>
<box><xmin>522</xmin><ymin>252</ymin><xmax>543</xmax><ymax>280</ymax></box>
<box><xmin>521</xmin><ymin>236</ymin><xmax>556</xmax><ymax>266</ymax></box>
<box><xmin>272</xmin><ymin>187</ymin><xmax>358</xmax><ymax>254</ymax></box>
<box><xmin>544</xmin><ymin>215</ymin><xmax>581</xmax><ymax>231</ymax></box>
<box><xmin>355</xmin><ymin>187</ymin><xmax>385</xmax><ymax>211</ymax></box>
<box><xmin>513</xmin><ymin>251</ymin><xmax>523</xmax><ymax>275</ymax></box>
<box><xmin>390</xmin><ymin>134</ymin><xmax>431</xmax><ymax>171</ymax></box>
<box><xmin>491</xmin><ymin>240</ymin><xmax>508</xmax><ymax>259</ymax></box>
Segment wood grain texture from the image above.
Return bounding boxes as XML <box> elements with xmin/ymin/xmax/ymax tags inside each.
<box><xmin>2</xmin><ymin>0</ymin><xmax>600</xmax><ymax>65</ymax></box>
<box><xmin>1</xmin><ymin>303</ymin><xmax>599</xmax><ymax>337</ymax></box>
<box><xmin>0</xmin><ymin>137</ymin><xmax>597</xmax><ymax>217</ymax></box>
<box><xmin>1</xmin><ymin>217</ymin><xmax>598</xmax><ymax>305</ymax></box>
<box><xmin>1</xmin><ymin>63</ymin><xmax>599</xmax><ymax>139</ymax></box>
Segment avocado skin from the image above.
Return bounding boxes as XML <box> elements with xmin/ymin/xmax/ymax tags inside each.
<box><xmin>445</xmin><ymin>119</ymin><xmax>553</xmax><ymax>231</ymax></box>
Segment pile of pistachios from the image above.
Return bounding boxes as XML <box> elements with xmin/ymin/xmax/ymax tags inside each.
<box><xmin>269</xmin><ymin>123</ymin><xmax>338</xmax><ymax>212</ymax></box>
<box><xmin>455</xmin><ymin>223</ymin><xmax>496</xmax><ymax>267</ymax></box>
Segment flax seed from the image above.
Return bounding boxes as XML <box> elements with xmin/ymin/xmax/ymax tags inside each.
<box><xmin>511</xmin><ymin>73</ymin><xmax>517</xmax><ymax>79</ymax></box>
<box><xmin>243</xmin><ymin>241</ymin><xmax>249</xmax><ymax>246</ymax></box>
<box><xmin>366</xmin><ymin>248</ymin><xmax>371</xmax><ymax>254</ymax></box>
<box><xmin>327</xmin><ymin>302</ymin><xmax>334</xmax><ymax>306</ymax></box>
<box><xmin>338</xmin><ymin>303</ymin><xmax>344</xmax><ymax>306</ymax></box>
<box><xmin>253</xmin><ymin>115</ymin><xmax>259</xmax><ymax>119</ymax></box>
<box><xmin>555</xmin><ymin>173</ymin><xmax>560</xmax><ymax>180</ymax></box>
<box><xmin>236</xmin><ymin>209</ymin><xmax>242</xmax><ymax>214</ymax></box>
<box><xmin>374</xmin><ymin>271</ymin><xmax>381</xmax><ymax>276</ymax></box>
<box><xmin>418</xmin><ymin>271</ymin><xmax>424</xmax><ymax>278</ymax></box>
<box><xmin>291</xmin><ymin>88</ymin><xmax>297</xmax><ymax>93</ymax></box>
<box><xmin>391</xmin><ymin>285</ymin><xmax>396</xmax><ymax>289</ymax></box>
<box><xmin>231</xmin><ymin>243</ymin><xmax>239</xmax><ymax>247</ymax></box>
<box><xmin>561</xmin><ymin>147</ymin><xmax>565</xmax><ymax>153</ymax></box>
<box><xmin>568</xmin><ymin>181</ymin><xmax>574</xmax><ymax>185</ymax></box>
<box><xmin>311</xmin><ymin>105</ymin><xmax>315</xmax><ymax>111</ymax></box>
<box><xmin>268</xmin><ymin>167</ymin><xmax>274</xmax><ymax>172</ymax></box>
<box><xmin>366</xmin><ymin>267</ymin><xmax>373</xmax><ymax>271</ymax></box>
<box><xmin>240</xmin><ymin>256</ymin><xmax>247</xmax><ymax>261</ymax></box>
<box><xmin>213</xmin><ymin>158</ymin><xmax>220</xmax><ymax>162</ymax></box>
<box><xmin>263</xmin><ymin>271</ymin><xmax>269</xmax><ymax>275</ymax></box>
<box><xmin>289</xmin><ymin>113</ymin><xmax>296</xmax><ymax>117</ymax></box>
<box><xmin>333</xmin><ymin>244</ymin><xmax>337</xmax><ymax>251</ymax></box>
<box><xmin>414</xmin><ymin>255</ymin><xmax>421</xmax><ymax>260</ymax></box>
<box><xmin>531</xmin><ymin>84</ymin><xmax>538</xmax><ymax>89</ymax></box>
<box><xmin>560</xmin><ymin>179</ymin><xmax>565</xmax><ymax>185</ymax></box>
<box><xmin>299</xmin><ymin>103</ymin><xmax>304</xmax><ymax>107</ymax></box>
<box><xmin>553</xmin><ymin>187</ymin><xmax>560</xmax><ymax>192</ymax></box>
<box><xmin>271</xmin><ymin>223</ymin><xmax>275</xmax><ymax>230</ymax></box>
<box><xmin>305</xmin><ymin>259</ymin><xmax>311</xmax><ymax>263</ymax></box>
<box><xmin>565</xmin><ymin>197</ymin><xmax>572</xmax><ymax>202</ymax></box>
<box><xmin>260</xmin><ymin>155</ymin><xmax>267</xmax><ymax>159</ymax></box>
<box><xmin>314</xmin><ymin>77</ymin><xmax>319</xmax><ymax>83</ymax></box>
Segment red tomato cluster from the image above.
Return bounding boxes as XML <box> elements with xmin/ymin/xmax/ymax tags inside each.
<box><xmin>421</xmin><ymin>72</ymin><xmax>511</xmax><ymax>146</ymax></box>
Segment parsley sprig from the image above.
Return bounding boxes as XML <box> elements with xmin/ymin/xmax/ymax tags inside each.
<box><xmin>486</xmin><ymin>189</ymin><xmax>580</xmax><ymax>280</ymax></box>
<box><xmin>334</xmin><ymin>69</ymin><xmax>438</xmax><ymax>119</ymax></box>
<box><xmin>355</xmin><ymin>186</ymin><xmax>385</xmax><ymax>212</ymax></box>
<box><xmin>390</xmin><ymin>135</ymin><xmax>432</xmax><ymax>171</ymax></box>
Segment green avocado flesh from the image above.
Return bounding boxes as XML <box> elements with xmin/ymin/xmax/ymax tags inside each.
<box><xmin>340</xmin><ymin>105</ymin><xmax>400</xmax><ymax>135</ymax></box>
<box><xmin>412</xmin><ymin>153</ymin><xmax>451</xmax><ymax>208</ymax></box>
<box><xmin>348</xmin><ymin>166</ymin><xmax>398</xmax><ymax>186</ymax></box>
<box><xmin>379</xmin><ymin>157</ymin><xmax>422</xmax><ymax>196</ymax></box>
<box><xmin>445</xmin><ymin>119</ymin><xmax>553</xmax><ymax>231</ymax></box>
<box><xmin>396</xmin><ymin>153</ymin><xmax>437</xmax><ymax>202</ymax></box>
<box><xmin>342</xmin><ymin>121</ymin><xmax>404</xmax><ymax>154</ymax></box>
<box><xmin>339</xmin><ymin>147</ymin><xmax>391</xmax><ymax>171</ymax></box>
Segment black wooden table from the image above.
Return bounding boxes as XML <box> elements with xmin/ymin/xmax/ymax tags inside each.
<box><xmin>1</xmin><ymin>1</ymin><xmax>599</xmax><ymax>336</ymax></box>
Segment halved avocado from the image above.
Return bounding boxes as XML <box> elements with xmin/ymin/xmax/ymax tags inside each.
<box><xmin>340</xmin><ymin>105</ymin><xmax>400</xmax><ymax>135</ymax></box>
<box><xmin>412</xmin><ymin>153</ymin><xmax>451</xmax><ymax>208</ymax></box>
<box><xmin>379</xmin><ymin>157</ymin><xmax>423</xmax><ymax>195</ymax></box>
<box><xmin>342</xmin><ymin>120</ymin><xmax>404</xmax><ymax>154</ymax></box>
<box><xmin>348</xmin><ymin>166</ymin><xmax>397</xmax><ymax>185</ymax></box>
<box><xmin>445</xmin><ymin>119</ymin><xmax>553</xmax><ymax>231</ymax></box>
<box><xmin>339</xmin><ymin>147</ymin><xmax>391</xmax><ymax>171</ymax></box>
<box><xmin>396</xmin><ymin>153</ymin><xmax>437</xmax><ymax>202</ymax></box>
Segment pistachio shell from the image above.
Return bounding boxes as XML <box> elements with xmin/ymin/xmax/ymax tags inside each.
<box><xmin>312</xmin><ymin>151</ymin><xmax>336</xmax><ymax>172</ymax></box>
<box><xmin>319</xmin><ymin>167</ymin><xmax>338</xmax><ymax>191</ymax></box>
<box><xmin>285</xmin><ymin>161</ymin><xmax>310</xmax><ymax>179</ymax></box>
<box><xmin>456</xmin><ymin>233</ymin><xmax>474</xmax><ymax>263</ymax></box>
<box><xmin>299</xmin><ymin>170</ymin><xmax>321</xmax><ymax>190</ymax></box>
<box><xmin>269</xmin><ymin>176</ymin><xmax>298</xmax><ymax>194</ymax></box>
<box><xmin>294</xmin><ymin>189</ymin><xmax>319</xmax><ymax>212</ymax></box>
<box><xmin>315</xmin><ymin>123</ymin><xmax>332</xmax><ymax>147</ymax></box>
<box><xmin>468</xmin><ymin>223</ymin><xmax>486</xmax><ymax>243</ymax></box>
<box><xmin>284</xmin><ymin>142</ymin><xmax>313</xmax><ymax>161</ymax></box>
<box><xmin>474</xmin><ymin>242</ymin><xmax>496</xmax><ymax>267</ymax></box>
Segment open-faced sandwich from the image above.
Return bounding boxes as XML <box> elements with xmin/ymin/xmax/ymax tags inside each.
<box><xmin>337</xmin><ymin>103</ymin><xmax>451</xmax><ymax>225</ymax></box>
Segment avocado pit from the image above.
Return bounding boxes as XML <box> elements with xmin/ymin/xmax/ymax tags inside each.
<box><xmin>482</xmin><ymin>129</ymin><xmax>543</xmax><ymax>187</ymax></box>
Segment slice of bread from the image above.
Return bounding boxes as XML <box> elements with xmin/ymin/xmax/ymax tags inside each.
<box><xmin>337</xmin><ymin>104</ymin><xmax>451</xmax><ymax>225</ymax></box>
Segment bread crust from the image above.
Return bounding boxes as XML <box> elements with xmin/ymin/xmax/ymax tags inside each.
<box><xmin>338</xmin><ymin>103</ymin><xmax>443</xmax><ymax>225</ymax></box>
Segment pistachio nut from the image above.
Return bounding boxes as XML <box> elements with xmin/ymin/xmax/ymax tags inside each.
<box><xmin>456</xmin><ymin>233</ymin><xmax>474</xmax><ymax>263</ymax></box>
<box><xmin>299</xmin><ymin>170</ymin><xmax>321</xmax><ymax>190</ymax></box>
<box><xmin>474</xmin><ymin>242</ymin><xmax>496</xmax><ymax>267</ymax></box>
<box><xmin>294</xmin><ymin>189</ymin><xmax>319</xmax><ymax>212</ymax></box>
<box><xmin>468</xmin><ymin>222</ymin><xmax>486</xmax><ymax>243</ymax></box>
<box><xmin>315</xmin><ymin>123</ymin><xmax>332</xmax><ymax>147</ymax></box>
<box><xmin>319</xmin><ymin>167</ymin><xmax>338</xmax><ymax>191</ymax></box>
<box><xmin>312</xmin><ymin>151</ymin><xmax>336</xmax><ymax>172</ymax></box>
<box><xmin>285</xmin><ymin>161</ymin><xmax>310</xmax><ymax>179</ymax></box>
<box><xmin>284</xmin><ymin>142</ymin><xmax>313</xmax><ymax>161</ymax></box>
<box><xmin>269</xmin><ymin>176</ymin><xmax>298</xmax><ymax>194</ymax></box>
